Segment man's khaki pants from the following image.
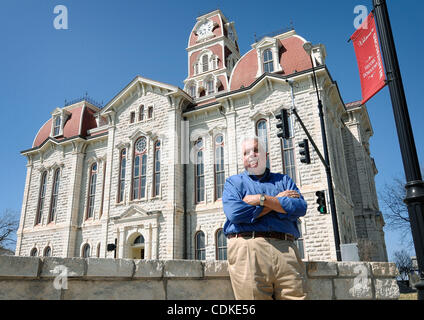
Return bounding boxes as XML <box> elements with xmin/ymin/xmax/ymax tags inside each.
<box><xmin>227</xmin><ymin>236</ymin><xmax>308</xmax><ymax>300</ymax></box>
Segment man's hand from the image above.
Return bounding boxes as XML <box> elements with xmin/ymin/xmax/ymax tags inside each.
<box><xmin>276</xmin><ymin>190</ymin><xmax>300</xmax><ymax>198</ymax></box>
<box><xmin>242</xmin><ymin>194</ymin><xmax>261</xmax><ymax>206</ymax></box>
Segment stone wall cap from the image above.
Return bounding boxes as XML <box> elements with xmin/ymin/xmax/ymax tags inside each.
<box><xmin>40</xmin><ymin>257</ymin><xmax>86</xmax><ymax>278</ymax></box>
<box><xmin>163</xmin><ymin>260</ymin><xmax>203</xmax><ymax>278</ymax></box>
<box><xmin>204</xmin><ymin>260</ymin><xmax>229</xmax><ymax>278</ymax></box>
<box><xmin>306</xmin><ymin>261</ymin><xmax>338</xmax><ymax>278</ymax></box>
<box><xmin>133</xmin><ymin>259</ymin><xmax>163</xmax><ymax>278</ymax></box>
<box><xmin>0</xmin><ymin>256</ymin><xmax>40</xmax><ymax>278</ymax></box>
<box><xmin>86</xmin><ymin>258</ymin><xmax>134</xmax><ymax>278</ymax></box>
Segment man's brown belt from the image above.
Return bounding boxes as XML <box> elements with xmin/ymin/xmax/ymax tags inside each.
<box><xmin>227</xmin><ymin>231</ymin><xmax>295</xmax><ymax>242</ymax></box>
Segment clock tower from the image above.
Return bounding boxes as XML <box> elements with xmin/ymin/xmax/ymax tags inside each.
<box><xmin>184</xmin><ymin>10</ymin><xmax>240</xmax><ymax>100</ymax></box>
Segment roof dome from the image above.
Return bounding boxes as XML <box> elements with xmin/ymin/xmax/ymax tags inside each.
<box><xmin>33</xmin><ymin>103</ymin><xmax>99</xmax><ymax>148</ymax></box>
<box><xmin>229</xmin><ymin>34</ymin><xmax>313</xmax><ymax>91</ymax></box>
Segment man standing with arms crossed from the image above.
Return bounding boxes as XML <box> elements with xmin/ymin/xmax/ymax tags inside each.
<box><xmin>222</xmin><ymin>135</ymin><xmax>308</xmax><ymax>300</ymax></box>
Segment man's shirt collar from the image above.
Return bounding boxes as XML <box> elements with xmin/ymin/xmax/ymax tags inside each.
<box><xmin>243</xmin><ymin>167</ymin><xmax>271</xmax><ymax>182</ymax></box>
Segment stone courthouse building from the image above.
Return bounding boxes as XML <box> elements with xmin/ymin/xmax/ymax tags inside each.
<box><xmin>16</xmin><ymin>10</ymin><xmax>388</xmax><ymax>262</ymax></box>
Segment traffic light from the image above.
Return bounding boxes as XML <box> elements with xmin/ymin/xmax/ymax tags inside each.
<box><xmin>275</xmin><ymin>109</ymin><xmax>290</xmax><ymax>139</ymax></box>
<box><xmin>316</xmin><ymin>190</ymin><xmax>327</xmax><ymax>214</ymax></box>
<box><xmin>298</xmin><ymin>139</ymin><xmax>311</xmax><ymax>164</ymax></box>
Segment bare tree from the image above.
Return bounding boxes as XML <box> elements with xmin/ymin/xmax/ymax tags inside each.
<box><xmin>0</xmin><ymin>209</ymin><xmax>19</xmax><ymax>251</ymax></box>
<box><xmin>393</xmin><ymin>250</ymin><xmax>413</xmax><ymax>281</ymax></box>
<box><xmin>379</xmin><ymin>176</ymin><xmax>413</xmax><ymax>248</ymax></box>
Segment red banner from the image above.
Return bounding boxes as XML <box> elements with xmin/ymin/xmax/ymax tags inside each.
<box><xmin>351</xmin><ymin>12</ymin><xmax>386</xmax><ymax>104</ymax></box>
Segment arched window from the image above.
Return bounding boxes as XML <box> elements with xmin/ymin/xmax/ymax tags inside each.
<box><xmin>44</xmin><ymin>246</ymin><xmax>51</xmax><ymax>257</ymax></box>
<box><xmin>139</xmin><ymin>105</ymin><xmax>144</xmax><ymax>121</ymax></box>
<box><xmin>214</xmin><ymin>135</ymin><xmax>225</xmax><ymax>200</ymax></box>
<box><xmin>295</xmin><ymin>220</ymin><xmax>305</xmax><ymax>259</ymax></box>
<box><xmin>133</xmin><ymin>137</ymin><xmax>148</xmax><ymax>200</ymax></box>
<box><xmin>153</xmin><ymin>141</ymin><xmax>161</xmax><ymax>197</ymax></box>
<box><xmin>148</xmin><ymin>106</ymin><xmax>153</xmax><ymax>119</ymax></box>
<box><xmin>134</xmin><ymin>235</ymin><xmax>145</xmax><ymax>245</ymax></box>
<box><xmin>87</xmin><ymin>163</ymin><xmax>98</xmax><ymax>219</ymax></box>
<box><xmin>48</xmin><ymin>168</ymin><xmax>60</xmax><ymax>223</ymax></box>
<box><xmin>195</xmin><ymin>231</ymin><xmax>205</xmax><ymax>260</ymax></box>
<box><xmin>216</xmin><ymin>229</ymin><xmax>227</xmax><ymax>260</ymax></box>
<box><xmin>202</xmin><ymin>54</ymin><xmax>209</xmax><ymax>73</ymax></box>
<box><xmin>256</xmin><ymin>120</ymin><xmax>270</xmax><ymax>169</ymax></box>
<box><xmin>263</xmin><ymin>49</ymin><xmax>274</xmax><ymax>73</ymax></box>
<box><xmin>82</xmin><ymin>244</ymin><xmax>90</xmax><ymax>258</ymax></box>
<box><xmin>118</xmin><ymin>149</ymin><xmax>126</xmax><ymax>203</ymax></box>
<box><xmin>36</xmin><ymin>171</ymin><xmax>48</xmax><ymax>225</ymax></box>
<box><xmin>282</xmin><ymin>114</ymin><xmax>296</xmax><ymax>183</ymax></box>
<box><xmin>195</xmin><ymin>138</ymin><xmax>205</xmax><ymax>203</ymax></box>
<box><xmin>130</xmin><ymin>112</ymin><xmax>135</xmax><ymax>123</ymax></box>
<box><xmin>30</xmin><ymin>248</ymin><xmax>38</xmax><ymax>257</ymax></box>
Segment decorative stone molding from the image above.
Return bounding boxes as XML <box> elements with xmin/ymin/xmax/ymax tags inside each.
<box><xmin>0</xmin><ymin>257</ymin><xmax>401</xmax><ymax>300</ymax></box>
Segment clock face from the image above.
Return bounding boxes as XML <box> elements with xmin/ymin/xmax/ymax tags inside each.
<box><xmin>197</xmin><ymin>20</ymin><xmax>213</xmax><ymax>37</ymax></box>
<box><xmin>136</xmin><ymin>137</ymin><xmax>147</xmax><ymax>153</ymax></box>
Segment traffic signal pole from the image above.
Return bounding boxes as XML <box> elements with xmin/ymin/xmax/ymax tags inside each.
<box><xmin>373</xmin><ymin>0</ymin><xmax>424</xmax><ymax>299</ymax></box>
<box><xmin>286</xmin><ymin>80</ymin><xmax>342</xmax><ymax>261</ymax></box>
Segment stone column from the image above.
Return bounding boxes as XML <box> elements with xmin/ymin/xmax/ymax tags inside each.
<box><xmin>63</xmin><ymin>144</ymin><xmax>86</xmax><ymax>257</ymax></box>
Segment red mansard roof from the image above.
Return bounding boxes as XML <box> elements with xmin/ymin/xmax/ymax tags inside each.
<box><xmin>33</xmin><ymin>104</ymin><xmax>101</xmax><ymax>148</ymax></box>
<box><xmin>229</xmin><ymin>35</ymin><xmax>313</xmax><ymax>91</ymax></box>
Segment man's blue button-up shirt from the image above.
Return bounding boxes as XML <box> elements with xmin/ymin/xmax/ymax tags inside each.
<box><xmin>222</xmin><ymin>168</ymin><xmax>307</xmax><ymax>239</ymax></box>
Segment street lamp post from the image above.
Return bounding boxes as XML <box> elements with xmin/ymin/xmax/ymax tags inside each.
<box><xmin>372</xmin><ymin>0</ymin><xmax>424</xmax><ymax>300</ymax></box>
<box><xmin>303</xmin><ymin>42</ymin><xmax>342</xmax><ymax>261</ymax></box>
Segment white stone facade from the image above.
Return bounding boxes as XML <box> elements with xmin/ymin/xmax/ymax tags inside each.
<box><xmin>16</xmin><ymin>10</ymin><xmax>387</xmax><ymax>262</ymax></box>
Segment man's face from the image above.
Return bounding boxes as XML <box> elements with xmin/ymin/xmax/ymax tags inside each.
<box><xmin>242</xmin><ymin>138</ymin><xmax>266</xmax><ymax>176</ymax></box>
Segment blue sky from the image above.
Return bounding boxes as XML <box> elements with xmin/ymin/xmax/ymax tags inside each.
<box><xmin>0</xmin><ymin>0</ymin><xmax>422</xmax><ymax>261</ymax></box>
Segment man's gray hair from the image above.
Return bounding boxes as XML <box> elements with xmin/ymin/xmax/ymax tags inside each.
<box><xmin>239</xmin><ymin>134</ymin><xmax>266</xmax><ymax>153</ymax></box>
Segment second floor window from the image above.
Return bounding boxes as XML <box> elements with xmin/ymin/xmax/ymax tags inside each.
<box><xmin>30</xmin><ymin>248</ymin><xmax>38</xmax><ymax>257</ymax></box>
<box><xmin>148</xmin><ymin>106</ymin><xmax>153</xmax><ymax>119</ymax></box>
<box><xmin>153</xmin><ymin>141</ymin><xmax>161</xmax><ymax>197</ymax></box>
<box><xmin>53</xmin><ymin>116</ymin><xmax>61</xmax><ymax>136</ymax></box>
<box><xmin>214</xmin><ymin>135</ymin><xmax>225</xmax><ymax>200</ymax></box>
<box><xmin>118</xmin><ymin>149</ymin><xmax>126</xmax><ymax>202</ymax></box>
<box><xmin>256</xmin><ymin>120</ymin><xmax>270</xmax><ymax>169</ymax></box>
<box><xmin>139</xmin><ymin>105</ymin><xmax>144</xmax><ymax>121</ymax></box>
<box><xmin>87</xmin><ymin>163</ymin><xmax>97</xmax><ymax>219</ymax></box>
<box><xmin>263</xmin><ymin>49</ymin><xmax>274</xmax><ymax>73</ymax></box>
<box><xmin>48</xmin><ymin>168</ymin><xmax>60</xmax><ymax>223</ymax></box>
<box><xmin>195</xmin><ymin>231</ymin><xmax>205</xmax><ymax>260</ymax></box>
<box><xmin>195</xmin><ymin>139</ymin><xmax>205</xmax><ymax>203</ymax></box>
<box><xmin>36</xmin><ymin>171</ymin><xmax>48</xmax><ymax>225</ymax></box>
<box><xmin>133</xmin><ymin>137</ymin><xmax>147</xmax><ymax>200</ymax></box>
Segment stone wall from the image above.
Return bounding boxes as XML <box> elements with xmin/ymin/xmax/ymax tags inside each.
<box><xmin>0</xmin><ymin>256</ymin><xmax>399</xmax><ymax>300</ymax></box>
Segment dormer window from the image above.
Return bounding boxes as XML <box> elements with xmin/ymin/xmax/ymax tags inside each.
<box><xmin>263</xmin><ymin>49</ymin><xmax>274</xmax><ymax>73</ymax></box>
<box><xmin>252</xmin><ymin>37</ymin><xmax>282</xmax><ymax>77</ymax></box>
<box><xmin>53</xmin><ymin>116</ymin><xmax>61</xmax><ymax>136</ymax></box>
<box><xmin>50</xmin><ymin>108</ymin><xmax>70</xmax><ymax>137</ymax></box>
